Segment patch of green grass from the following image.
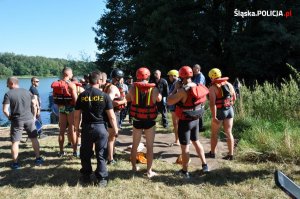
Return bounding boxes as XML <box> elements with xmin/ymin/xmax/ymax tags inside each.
<box><xmin>236</xmin><ymin>120</ymin><xmax>300</xmax><ymax>164</ymax></box>
<box><xmin>0</xmin><ymin>126</ymin><xmax>299</xmax><ymax>199</ymax></box>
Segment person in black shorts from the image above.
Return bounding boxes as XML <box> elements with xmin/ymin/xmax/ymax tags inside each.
<box><xmin>167</xmin><ymin>66</ymin><xmax>208</xmax><ymax>178</ymax></box>
<box><xmin>74</xmin><ymin>71</ymin><xmax>118</xmax><ymax>187</ymax></box>
<box><xmin>126</xmin><ymin>67</ymin><xmax>162</xmax><ymax>178</ymax></box>
<box><xmin>2</xmin><ymin>77</ymin><xmax>44</xmax><ymax>169</ymax></box>
<box><xmin>205</xmin><ymin>68</ymin><xmax>236</xmax><ymax>160</ymax></box>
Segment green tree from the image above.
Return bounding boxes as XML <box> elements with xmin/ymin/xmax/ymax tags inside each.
<box><xmin>94</xmin><ymin>0</ymin><xmax>300</xmax><ymax>82</ymax></box>
<box><xmin>0</xmin><ymin>63</ymin><xmax>13</xmax><ymax>77</ymax></box>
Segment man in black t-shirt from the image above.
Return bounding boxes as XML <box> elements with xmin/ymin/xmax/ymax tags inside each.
<box><xmin>29</xmin><ymin>77</ymin><xmax>41</xmax><ymax>120</ymax></box>
<box><xmin>74</xmin><ymin>71</ymin><xmax>118</xmax><ymax>187</ymax></box>
<box><xmin>154</xmin><ymin>70</ymin><xmax>169</xmax><ymax>128</ymax></box>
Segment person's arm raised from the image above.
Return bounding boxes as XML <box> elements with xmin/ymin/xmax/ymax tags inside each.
<box><xmin>167</xmin><ymin>88</ymin><xmax>184</xmax><ymax>106</ymax></box>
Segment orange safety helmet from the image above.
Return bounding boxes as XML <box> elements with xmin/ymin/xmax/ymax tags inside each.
<box><xmin>179</xmin><ymin>66</ymin><xmax>193</xmax><ymax>78</ymax></box>
<box><xmin>136</xmin><ymin>67</ymin><xmax>151</xmax><ymax>80</ymax></box>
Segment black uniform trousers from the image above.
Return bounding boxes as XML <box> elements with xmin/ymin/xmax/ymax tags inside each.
<box><xmin>80</xmin><ymin>123</ymin><xmax>108</xmax><ymax>179</ymax></box>
<box><xmin>157</xmin><ymin>99</ymin><xmax>168</xmax><ymax>127</ymax></box>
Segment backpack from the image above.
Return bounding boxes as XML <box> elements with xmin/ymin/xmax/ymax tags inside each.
<box><xmin>182</xmin><ymin>84</ymin><xmax>209</xmax><ymax>119</ymax></box>
<box><xmin>51</xmin><ymin>80</ymin><xmax>72</xmax><ymax>105</ymax></box>
<box><xmin>215</xmin><ymin>83</ymin><xmax>232</xmax><ymax>109</ymax></box>
<box><xmin>220</xmin><ymin>83</ymin><xmax>231</xmax><ymax>99</ymax></box>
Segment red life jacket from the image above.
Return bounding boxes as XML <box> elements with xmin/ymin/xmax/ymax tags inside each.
<box><xmin>213</xmin><ymin>77</ymin><xmax>233</xmax><ymax>109</ymax></box>
<box><xmin>130</xmin><ymin>82</ymin><xmax>158</xmax><ymax>121</ymax></box>
<box><xmin>103</xmin><ymin>83</ymin><xmax>125</xmax><ymax>111</ymax></box>
<box><xmin>175</xmin><ymin>84</ymin><xmax>209</xmax><ymax>120</ymax></box>
<box><xmin>51</xmin><ymin>80</ymin><xmax>73</xmax><ymax>105</ymax></box>
<box><xmin>74</xmin><ymin>82</ymin><xmax>83</xmax><ymax>96</ymax></box>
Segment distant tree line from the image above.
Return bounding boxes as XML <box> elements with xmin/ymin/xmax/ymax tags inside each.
<box><xmin>94</xmin><ymin>0</ymin><xmax>300</xmax><ymax>83</ymax></box>
<box><xmin>0</xmin><ymin>53</ymin><xmax>97</xmax><ymax>78</ymax></box>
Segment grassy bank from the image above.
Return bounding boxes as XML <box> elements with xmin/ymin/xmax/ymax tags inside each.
<box><xmin>200</xmin><ymin>67</ymin><xmax>300</xmax><ymax>164</ymax></box>
<box><xmin>0</xmin><ymin>126</ymin><xmax>298</xmax><ymax>199</ymax></box>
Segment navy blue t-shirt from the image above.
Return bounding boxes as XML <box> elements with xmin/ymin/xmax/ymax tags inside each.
<box><xmin>75</xmin><ymin>87</ymin><xmax>113</xmax><ymax>124</ymax></box>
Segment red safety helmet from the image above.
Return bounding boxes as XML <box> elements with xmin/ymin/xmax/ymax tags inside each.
<box><xmin>136</xmin><ymin>67</ymin><xmax>150</xmax><ymax>80</ymax></box>
<box><xmin>179</xmin><ymin>66</ymin><xmax>193</xmax><ymax>78</ymax></box>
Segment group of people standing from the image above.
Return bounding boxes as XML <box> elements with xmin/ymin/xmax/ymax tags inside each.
<box><xmin>2</xmin><ymin>64</ymin><xmax>236</xmax><ymax>186</ymax></box>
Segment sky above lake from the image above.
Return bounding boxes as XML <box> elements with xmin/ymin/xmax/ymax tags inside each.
<box><xmin>0</xmin><ymin>0</ymin><xmax>106</xmax><ymax>61</ymax></box>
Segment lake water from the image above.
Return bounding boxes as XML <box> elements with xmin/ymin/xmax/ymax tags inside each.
<box><xmin>0</xmin><ymin>77</ymin><xmax>58</xmax><ymax>126</ymax></box>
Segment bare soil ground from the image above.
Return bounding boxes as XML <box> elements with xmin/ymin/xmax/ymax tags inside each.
<box><xmin>0</xmin><ymin>119</ymin><xmax>228</xmax><ymax>171</ymax></box>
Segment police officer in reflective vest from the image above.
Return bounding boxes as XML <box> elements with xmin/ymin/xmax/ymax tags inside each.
<box><xmin>74</xmin><ymin>71</ymin><xmax>118</xmax><ymax>187</ymax></box>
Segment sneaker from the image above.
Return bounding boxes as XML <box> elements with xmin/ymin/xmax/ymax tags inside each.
<box><xmin>222</xmin><ymin>154</ymin><xmax>233</xmax><ymax>160</ymax></box>
<box><xmin>205</xmin><ymin>151</ymin><xmax>215</xmax><ymax>158</ymax></box>
<box><xmin>57</xmin><ymin>151</ymin><xmax>66</xmax><ymax>157</ymax></box>
<box><xmin>202</xmin><ymin>164</ymin><xmax>209</xmax><ymax>173</ymax></box>
<box><xmin>107</xmin><ymin>159</ymin><xmax>117</xmax><ymax>165</ymax></box>
<box><xmin>35</xmin><ymin>157</ymin><xmax>45</xmax><ymax>166</ymax></box>
<box><xmin>11</xmin><ymin>162</ymin><xmax>20</xmax><ymax>170</ymax></box>
<box><xmin>73</xmin><ymin>151</ymin><xmax>80</xmax><ymax>158</ymax></box>
<box><xmin>97</xmin><ymin>178</ymin><xmax>108</xmax><ymax>187</ymax></box>
<box><xmin>177</xmin><ymin>169</ymin><xmax>190</xmax><ymax>179</ymax></box>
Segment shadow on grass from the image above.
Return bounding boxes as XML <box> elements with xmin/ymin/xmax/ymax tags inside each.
<box><xmin>150</xmin><ymin>167</ymin><xmax>272</xmax><ymax>187</ymax></box>
<box><xmin>0</xmin><ymin>166</ymin><xmax>81</xmax><ymax>187</ymax></box>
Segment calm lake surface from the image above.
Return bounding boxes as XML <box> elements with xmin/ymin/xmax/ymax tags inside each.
<box><xmin>0</xmin><ymin>77</ymin><xmax>58</xmax><ymax>126</ymax></box>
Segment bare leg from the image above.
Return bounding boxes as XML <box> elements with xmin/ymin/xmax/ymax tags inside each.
<box><xmin>223</xmin><ymin>118</ymin><xmax>234</xmax><ymax>156</ymax></box>
<box><xmin>144</xmin><ymin>126</ymin><xmax>156</xmax><ymax>177</ymax></box>
<box><xmin>180</xmin><ymin>144</ymin><xmax>190</xmax><ymax>172</ymax></box>
<box><xmin>77</xmin><ymin>131</ymin><xmax>81</xmax><ymax>146</ymax></box>
<box><xmin>67</xmin><ymin>131</ymin><xmax>72</xmax><ymax>146</ymax></box>
<box><xmin>210</xmin><ymin>119</ymin><xmax>222</xmax><ymax>154</ymax></box>
<box><xmin>11</xmin><ymin>141</ymin><xmax>20</xmax><ymax>163</ymax></box>
<box><xmin>171</xmin><ymin>112</ymin><xmax>179</xmax><ymax>144</ymax></box>
<box><xmin>192</xmin><ymin>140</ymin><xmax>207</xmax><ymax>164</ymax></box>
<box><xmin>131</xmin><ymin>127</ymin><xmax>142</xmax><ymax>171</ymax></box>
<box><xmin>58</xmin><ymin>113</ymin><xmax>67</xmax><ymax>153</ymax></box>
<box><xmin>30</xmin><ymin>138</ymin><xmax>40</xmax><ymax>158</ymax></box>
<box><xmin>67</xmin><ymin>112</ymin><xmax>77</xmax><ymax>153</ymax></box>
<box><xmin>107</xmin><ymin>127</ymin><xmax>116</xmax><ymax>161</ymax></box>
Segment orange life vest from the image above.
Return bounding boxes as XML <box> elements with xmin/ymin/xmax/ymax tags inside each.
<box><xmin>103</xmin><ymin>83</ymin><xmax>125</xmax><ymax>111</ymax></box>
<box><xmin>213</xmin><ymin>78</ymin><xmax>233</xmax><ymax>109</ymax></box>
<box><xmin>51</xmin><ymin>80</ymin><xmax>73</xmax><ymax>105</ymax></box>
<box><xmin>74</xmin><ymin>82</ymin><xmax>83</xmax><ymax>96</ymax></box>
<box><xmin>175</xmin><ymin>84</ymin><xmax>209</xmax><ymax>120</ymax></box>
<box><xmin>129</xmin><ymin>82</ymin><xmax>158</xmax><ymax>121</ymax></box>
